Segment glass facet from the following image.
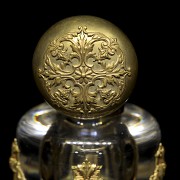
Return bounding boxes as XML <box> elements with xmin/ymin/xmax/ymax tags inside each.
<box><xmin>16</xmin><ymin>102</ymin><xmax>161</xmax><ymax>180</ymax></box>
<box><xmin>40</xmin><ymin>117</ymin><xmax>137</xmax><ymax>180</ymax></box>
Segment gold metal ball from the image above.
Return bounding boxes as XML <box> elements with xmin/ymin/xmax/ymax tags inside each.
<box><xmin>32</xmin><ymin>15</ymin><xmax>138</xmax><ymax>119</ymax></box>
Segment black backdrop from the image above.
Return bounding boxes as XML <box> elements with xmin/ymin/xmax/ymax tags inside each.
<box><xmin>1</xmin><ymin>1</ymin><xmax>179</xmax><ymax>179</ymax></box>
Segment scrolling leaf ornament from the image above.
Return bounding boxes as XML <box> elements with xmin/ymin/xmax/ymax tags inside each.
<box><xmin>39</xmin><ymin>26</ymin><xmax>131</xmax><ymax>116</ymax></box>
<box><xmin>72</xmin><ymin>159</ymin><xmax>103</xmax><ymax>180</ymax></box>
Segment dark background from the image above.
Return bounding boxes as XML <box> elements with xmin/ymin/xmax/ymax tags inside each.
<box><xmin>1</xmin><ymin>1</ymin><xmax>178</xmax><ymax>179</ymax></box>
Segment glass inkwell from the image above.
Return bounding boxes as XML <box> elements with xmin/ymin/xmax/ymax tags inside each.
<box><xmin>9</xmin><ymin>15</ymin><xmax>166</xmax><ymax>180</ymax></box>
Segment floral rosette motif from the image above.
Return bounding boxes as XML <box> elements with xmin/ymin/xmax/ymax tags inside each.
<box><xmin>39</xmin><ymin>26</ymin><xmax>131</xmax><ymax>117</ymax></box>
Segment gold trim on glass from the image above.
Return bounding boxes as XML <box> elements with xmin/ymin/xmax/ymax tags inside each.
<box><xmin>9</xmin><ymin>139</ymin><xmax>166</xmax><ymax>179</ymax></box>
<box><xmin>9</xmin><ymin>138</ymin><xmax>26</xmax><ymax>180</ymax></box>
<box><xmin>72</xmin><ymin>158</ymin><xmax>103</xmax><ymax>180</ymax></box>
<box><xmin>149</xmin><ymin>143</ymin><xmax>166</xmax><ymax>180</ymax></box>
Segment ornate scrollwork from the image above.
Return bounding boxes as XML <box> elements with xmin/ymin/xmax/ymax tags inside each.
<box><xmin>149</xmin><ymin>143</ymin><xmax>166</xmax><ymax>180</ymax></box>
<box><xmin>72</xmin><ymin>159</ymin><xmax>103</xmax><ymax>180</ymax></box>
<box><xmin>9</xmin><ymin>138</ymin><xmax>26</xmax><ymax>180</ymax></box>
<box><xmin>39</xmin><ymin>26</ymin><xmax>131</xmax><ymax>116</ymax></box>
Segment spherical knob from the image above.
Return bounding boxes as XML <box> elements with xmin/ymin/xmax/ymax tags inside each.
<box><xmin>33</xmin><ymin>15</ymin><xmax>138</xmax><ymax>119</ymax></box>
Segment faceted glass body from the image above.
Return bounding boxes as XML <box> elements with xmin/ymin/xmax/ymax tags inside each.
<box><xmin>40</xmin><ymin>116</ymin><xmax>137</xmax><ymax>180</ymax></box>
<box><xmin>16</xmin><ymin>102</ymin><xmax>161</xmax><ymax>180</ymax></box>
